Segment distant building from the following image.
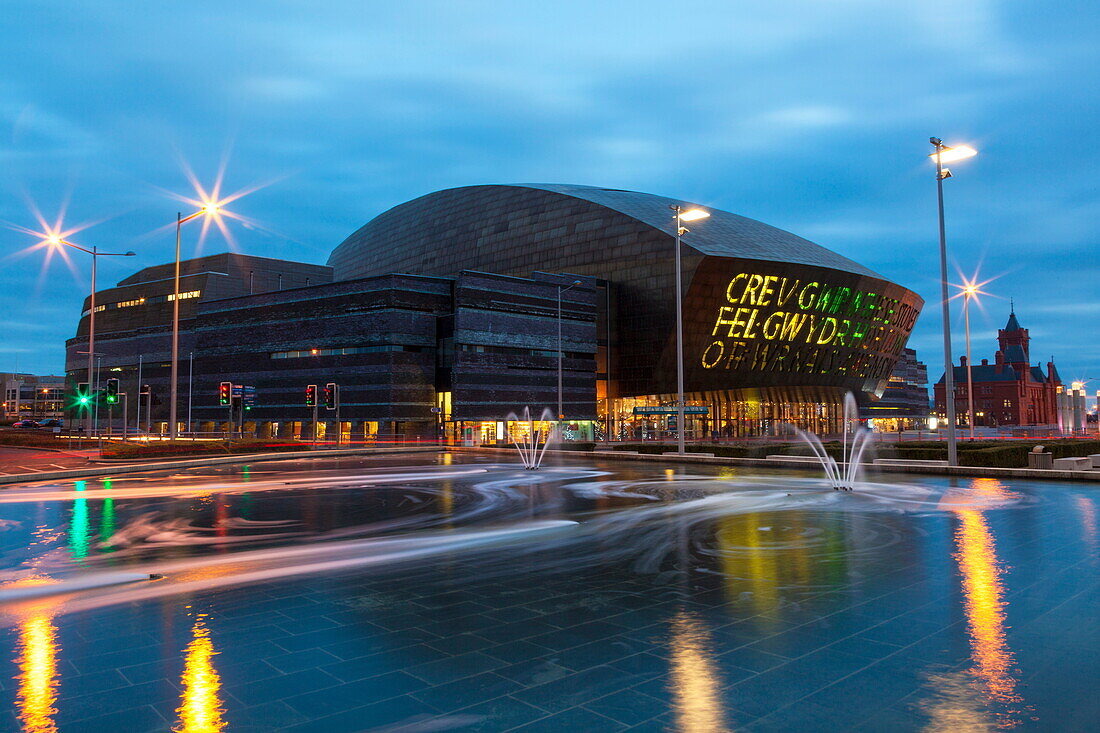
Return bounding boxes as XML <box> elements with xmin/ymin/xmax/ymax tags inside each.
<box><xmin>934</xmin><ymin>308</ymin><xmax>1062</xmax><ymax>427</ymax></box>
<box><xmin>1</xmin><ymin>373</ymin><xmax>66</xmax><ymax>420</ymax></box>
<box><xmin>860</xmin><ymin>348</ymin><xmax>929</xmax><ymax>430</ymax></box>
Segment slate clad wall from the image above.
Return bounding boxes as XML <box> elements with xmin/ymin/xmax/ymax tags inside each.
<box><xmin>327</xmin><ymin>184</ymin><xmax>925</xmax><ymax>400</ymax></box>
<box><xmin>329</xmin><ymin>185</ymin><xmax>673</xmax><ymax>397</ymax></box>
<box><xmin>191</xmin><ymin>275</ymin><xmax>449</xmax><ymax>427</ymax></box>
<box><xmin>450</xmin><ymin>271</ymin><xmax>597</xmax><ymax>420</ymax></box>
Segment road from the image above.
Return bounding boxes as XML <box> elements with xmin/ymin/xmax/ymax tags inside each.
<box><xmin>0</xmin><ymin>445</ymin><xmax>99</xmax><ymax>476</ymax></box>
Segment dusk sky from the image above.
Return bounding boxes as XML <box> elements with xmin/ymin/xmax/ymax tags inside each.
<box><xmin>3</xmin><ymin>1</ymin><xmax>1097</xmax><ymax>384</ymax></box>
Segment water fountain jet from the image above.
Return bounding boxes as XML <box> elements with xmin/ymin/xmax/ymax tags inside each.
<box><xmin>507</xmin><ymin>407</ymin><xmax>557</xmax><ymax>470</ymax></box>
<box><xmin>786</xmin><ymin>393</ymin><xmax>873</xmax><ymax>491</ymax></box>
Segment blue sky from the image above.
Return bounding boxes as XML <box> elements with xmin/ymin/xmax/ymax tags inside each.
<box><xmin>2</xmin><ymin>1</ymin><xmax>1097</xmax><ymax>385</ymax></box>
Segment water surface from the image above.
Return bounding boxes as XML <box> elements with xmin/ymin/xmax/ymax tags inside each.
<box><xmin>1</xmin><ymin>453</ymin><xmax>1097</xmax><ymax>731</ymax></box>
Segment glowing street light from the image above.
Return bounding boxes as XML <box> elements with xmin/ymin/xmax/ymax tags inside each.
<box><xmin>678</xmin><ymin>208</ymin><xmax>711</xmax><ymax>222</ymax></box>
<box><xmin>40</xmin><ymin>233</ymin><xmax>135</xmax><ymax>433</ymax></box>
<box><xmin>160</xmin><ymin>156</ymin><xmax>274</xmax><ymax>440</ymax></box>
<box><xmin>930</xmin><ymin>144</ymin><xmax>978</xmax><ymax>166</ymax></box>
<box><xmin>953</xmin><ymin>277</ymin><xmax>991</xmax><ymax>440</ymax></box>
<box><xmin>669</xmin><ymin>204</ymin><xmax>710</xmax><ymax>455</ymax></box>
<box><xmin>929</xmin><ymin>137</ymin><xmax>978</xmax><ymax>465</ymax></box>
<box><xmin>168</xmin><ymin>198</ymin><xmax>228</xmax><ymax>440</ymax></box>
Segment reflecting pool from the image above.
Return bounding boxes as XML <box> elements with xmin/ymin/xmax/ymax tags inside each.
<box><xmin>1</xmin><ymin>453</ymin><xmax>1098</xmax><ymax>731</ymax></box>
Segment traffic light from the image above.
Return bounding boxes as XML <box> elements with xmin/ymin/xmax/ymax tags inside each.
<box><xmin>305</xmin><ymin>384</ymin><xmax>317</xmax><ymax>407</ymax></box>
<box><xmin>219</xmin><ymin>381</ymin><xmax>232</xmax><ymax>406</ymax></box>
<box><xmin>324</xmin><ymin>383</ymin><xmax>338</xmax><ymax>410</ymax></box>
<box><xmin>105</xmin><ymin>378</ymin><xmax>119</xmax><ymax>404</ymax></box>
<box><xmin>76</xmin><ymin>382</ymin><xmax>90</xmax><ymax>407</ymax></box>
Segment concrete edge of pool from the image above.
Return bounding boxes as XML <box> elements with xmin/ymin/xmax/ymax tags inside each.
<box><xmin>3</xmin><ymin>443</ymin><xmax>1099</xmax><ymax>489</ymax></box>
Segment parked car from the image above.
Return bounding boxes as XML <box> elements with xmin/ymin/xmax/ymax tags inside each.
<box><xmin>12</xmin><ymin>420</ymin><xmax>40</xmax><ymax>429</ymax></box>
<box><xmin>38</xmin><ymin>418</ymin><xmax>64</xmax><ymax>428</ymax></box>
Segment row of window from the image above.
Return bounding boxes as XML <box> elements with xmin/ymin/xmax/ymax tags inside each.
<box><xmin>271</xmin><ymin>345</ymin><xmax>427</xmax><ymax>359</ymax></box>
<box><xmin>83</xmin><ymin>290</ymin><xmax>202</xmax><ymax>316</ymax></box>
<box><xmin>272</xmin><ymin>343</ymin><xmax>595</xmax><ymax>361</ymax></box>
<box><xmin>456</xmin><ymin>343</ymin><xmax>594</xmax><ymax>359</ymax></box>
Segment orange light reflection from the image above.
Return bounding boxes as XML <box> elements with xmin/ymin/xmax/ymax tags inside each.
<box><xmin>945</xmin><ymin>479</ymin><xmax>1027</xmax><ymax>727</ymax></box>
<box><xmin>175</xmin><ymin>616</ymin><xmax>226</xmax><ymax>733</ymax></box>
<box><xmin>15</xmin><ymin>613</ymin><xmax>60</xmax><ymax>733</ymax></box>
<box><xmin>668</xmin><ymin>609</ymin><xmax>729</xmax><ymax>733</ymax></box>
<box><xmin>954</xmin><ymin>509</ymin><xmax>1019</xmax><ymax>707</ymax></box>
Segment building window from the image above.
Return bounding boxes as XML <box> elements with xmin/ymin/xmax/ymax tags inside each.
<box><xmin>457</xmin><ymin>343</ymin><xmax>594</xmax><ymax>359</ymax></box>
<box><xmin>271</xmin><ymin>344</ymin><xmax>426</xmax><ymax>359</ymax></box>
<box><xmin>82</xmin><ymin>290</ymin><xmax>202</xmax><ymax>316</ymax></box>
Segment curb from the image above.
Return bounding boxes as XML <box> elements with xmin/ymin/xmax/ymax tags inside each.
<box><xmin>449</xmin><ymin>446</ymin><xmax>1100</xmax><ymax>482</ymax></box>
<box><xmin>0</xmin><ymin>446</ymin><xmax>443</xmax><ymax>487</ymax></box>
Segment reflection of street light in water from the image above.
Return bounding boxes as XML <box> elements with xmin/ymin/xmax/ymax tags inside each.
<box><xmin>955</xmin><ymin>508</ymin><xmax>1018</xmax><ymax>704</ymax></box>
<box><xmin>669</xmin><ymin>609</ymin><xmax>729</xmax><ymax>733</ymax></box>
<box><xmin>16</xmin><ymin>611</ymin><xmax>60</xmax><ymax>733</ymax></box>
<box><xmin>176</xmin><ymin>615</ymin><xmax>226</xmax><ymax>733</ymax></box>
<box><xmin>667</xmin><ymin>517</ymin><xmax>729</xmax><ymax>733</ymax></box>
<box><xmin>941</xmin><ymin>479</ymin><xmax>1024</xmax><ymax>724</ymax></box>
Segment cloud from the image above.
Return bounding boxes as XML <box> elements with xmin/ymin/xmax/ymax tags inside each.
<box><xmin>764</xmin><ymin>105</ymin><xmax>852</xmax><ymax>129</ymax></box>
<box><xmin>0</xmin><ymin>0</ymin><xmax>1096</xmax><ymax>379</ymax></box>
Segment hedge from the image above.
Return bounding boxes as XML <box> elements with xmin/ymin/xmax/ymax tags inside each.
<box><xmin>100</xmin><ymin>441</ymin><xmax>306</xmax><ymax>460</ymax></box>
<box><xmin>600</xmin><ymin>439</ymin><xmax>1100</xmax><ymax>469</ymax></box>
<box><xmin>0</xmin><ymin>430</ymin><xmax>66</xmax><ymax>448</ymax></box>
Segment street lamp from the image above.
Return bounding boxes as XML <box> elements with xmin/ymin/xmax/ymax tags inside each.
<box><xmin>670</xmin><ymin>204</ymin><xmax>710</xmax><ymax>455</ymax></box>
<box><xmin>168</xmin><ymin>202</ymin><xmax>220</xmax><ymax>440</ymax></box>
<box><xmin>929</xmin><ymin>138</ymin><xmax>977</xmax><ymax>465</ymax></box>
<box><xmin>557</xmin><ymin>279</ymin><xmax>583</xmax><ymax>431</ymax></box>
<box><xmin>45</xmin><ymin>234</ymin><xmax>135</xmax><ymax>434</ymax></box>
<box><xmin>962</xmin><ymin>282</ymin><xmax>980</xmax><ymax>440</ymax></box>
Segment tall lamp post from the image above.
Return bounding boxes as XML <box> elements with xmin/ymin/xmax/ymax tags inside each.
<box><xmin>45</xmin><ymin>235</ymin><xmax>135</xmax><ymax>433</ymax></box>
<box><xmin>169</xmin><ymin>204</ymin><xmax>219</xmax><ymax>440</ymax></box>
<box><xmin>557</xmin><ymin>279</ymin><xmax>583</xmax><ymax>433</ymax></box>
<box><xmin>929</xmin><ymin>138</ymin><xmax>977</xmax><ymax>465</ymax></box>
<box><xmin>669</xmin><ymin>204</ymin><xmax>710</xmax><ymax>455</ymax></box>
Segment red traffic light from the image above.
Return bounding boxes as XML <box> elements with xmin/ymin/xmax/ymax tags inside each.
<box><xmin>219</xmin><ymin>381</ymin><xmax>232</xmax><ymax>405</ymax></box>
<box><xmin>305</xmin><ymin>384</ymin><xmax>317</xmax><ymax>407</ymax></box>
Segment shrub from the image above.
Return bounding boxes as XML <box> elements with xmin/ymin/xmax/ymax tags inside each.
<box><xmin>0</xmin><ymin>430</ymin><xmax>65</xmax><ymax>448</ymax></box>
<box><xmin>597</xmin><ymin>438</ymin><xmax>1100</xmax><ymax>469</ymax></box>
<box><xmin>555</xmin><ymin>442</ymin><xmax>596</xmax><ymax>451</ymax></box>
<box><xmin>100</xmin><ymin>440</ymin><xmax>305</xmax><ymax>460</ymax></box>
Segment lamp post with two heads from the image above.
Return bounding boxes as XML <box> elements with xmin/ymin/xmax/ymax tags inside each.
<box><xmin>46</xmin><ymin>235</ymin><xmax>135</xmax><ymax>434</ymax></box>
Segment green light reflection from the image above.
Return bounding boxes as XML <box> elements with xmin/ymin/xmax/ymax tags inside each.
<box><xmin>69</xmin><ymin>481</ymin><xmax>88</xmax><ymax>561</ymax></box>
<box><xmin>99</xmin><ymin>497</ymin><xmax>116</xmax><ymax>551</ymax></box>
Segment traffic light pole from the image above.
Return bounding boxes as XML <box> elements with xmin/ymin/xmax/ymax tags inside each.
<box><xmin>135</xmin><ymin>355</ymin><xmax>142</xmax><ymax>435</ymax></box>
<box><xmin>312</xmin><ymin>402</ymin><xmax>319</xmax><ymax>447</ymax></box>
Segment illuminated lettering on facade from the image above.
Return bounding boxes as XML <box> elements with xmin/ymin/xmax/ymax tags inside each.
<box><xmin>701</xmin><ymin>271</ymin><xmax>918</xmax><ymax>381</ymax></box>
